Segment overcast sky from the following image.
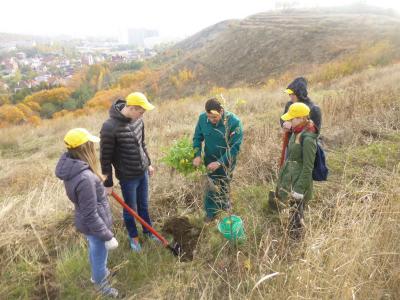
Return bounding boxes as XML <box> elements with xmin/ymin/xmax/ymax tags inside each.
<box><xmin>1</xmin><ymin>0</ymin><xmax>399</xmax><ymax>39</ymax></box>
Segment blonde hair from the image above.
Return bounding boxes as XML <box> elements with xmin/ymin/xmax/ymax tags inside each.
<box><xmin>68</xmin><ymin>141</ymin><xmax>104</xmax><ymax>180</ymax></box>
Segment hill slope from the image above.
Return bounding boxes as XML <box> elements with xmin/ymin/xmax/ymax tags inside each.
<box><xmin>155</xmin><ymin>7</ymin><xmax>400</xmax><ymax>96</ymax></box>
<box><xmin>1</xmin><ymin>61</ymin><xmax>400</xmax><ymax>298</ymax></box>
<box><xmin>1</xmin><ymin>7</ymin><xmax>400</xmax><ymax>299</ymax></box>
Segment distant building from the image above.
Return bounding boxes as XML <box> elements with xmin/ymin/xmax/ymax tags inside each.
<box><xmin>15</xmin><ymin>52</ymin><xmax>26</xmax><ymax>60</ymax></box>
<box><xmin>28</xmin><ymin>79</ymin><xmax>39</xmax><ymax>88</ymax></box>
<box><xmin>94</xmin><ymin>56</ymin><xmax>105</xmax><ymax>63</ymax></box>
<box><xmin>48</xmin><ymin>76</ymin><xmax>66</xmax><ymax>86</ymax></box>
<box><xmin>1</xmin><ymin>58</ymin><xmax>19</xmax><ymax>76</ymax></box>
<box><xmin>111</xmin><ymin>55</ymin><xmax>126</xmax><ymax>63</ymax></box>
<box><xmin>61</xmin><ymin>59</ymin><xmax>70</xmax><ymax>67</ymax></box>
<box><xmin>144</xmin><ymin>48</ymin><xmax>157</xmax><ymax>58</ymax></box>
<box><xmin>35</xmin><ymin>74</ymin><xmax>51</xmax><ymax>83</ymax></box>
<box><xmin>30</xmin><ymin>58</ymin><xmax>42</xmax><ymax>70</ymax></box>
<box><xmin>14</xmin><ymin>80</ymin><xmax>32</xmax><ymax>92</ymax></box>
<box><xmin>119</xmin><ymin>28</ymin><xmax>159</xmax><ymax>47</ymax></box>
<box><xmin>81</xmin><ymin>54</ymin><xmax>94</xmax><ymax>65</ymax></box>
<box><xmin>0</xmin><ymin>80</ymin><xmax>9</xmax><ymax>91</ymax></box>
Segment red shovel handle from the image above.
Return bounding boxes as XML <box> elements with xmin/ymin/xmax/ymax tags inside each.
<box><xmin>279</xmin><ymin>131</ymin><xmax>290</xmax><ymax>168</ymax></box>
<box><xmin>111</xmin><ymin>191</ymin><xmax>169</xmax><ymax>247</ymax></box>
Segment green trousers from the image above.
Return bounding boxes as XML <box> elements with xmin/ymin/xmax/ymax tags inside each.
<box><xmin>204</xmin><ymin>170</ymin><xmax>231</xmax><ymax>219</ymax></box>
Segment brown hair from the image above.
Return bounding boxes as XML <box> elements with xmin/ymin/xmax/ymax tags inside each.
<box><xmin>205</xmin><ymin>98</ymin><xmax>223</xmax><ymax>113</ymax></box>
<box><xmin>67</xmin><ymin>142</ymin><xmax>104</xmax><ymax>180</ymax></box>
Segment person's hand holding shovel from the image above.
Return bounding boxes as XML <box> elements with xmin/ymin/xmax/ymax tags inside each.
<box><xmin>105</xmin><ymin>187</ymin><xmax>113</xmax><ymax>195</ymax></box>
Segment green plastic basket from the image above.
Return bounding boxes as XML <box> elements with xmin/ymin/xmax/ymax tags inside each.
<box><xmin>217</xmin><ymin>215</ymin><xmax>246</xmax><ymax>241</ymax></box>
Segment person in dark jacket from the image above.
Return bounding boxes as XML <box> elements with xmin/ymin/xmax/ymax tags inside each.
<box><xmin>281</xmin><ymin>77</ymin><xmax>322</xmax><ymax>132</ymax></box>
<box><xmin>192</xmin><ymin>98</ymin><xmax>243</xmax><ymax>221</ymax></box>
<box><xmin>55</xmin><ymin>128</ymin><xmax>118</xmax><ymax>298</ymax></box>
<box><xmin>100</xmin><ymin>92</ymin><xmax>155</xmax><ymax>252</ymax></box>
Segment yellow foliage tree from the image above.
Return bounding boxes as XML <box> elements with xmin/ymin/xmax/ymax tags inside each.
<box><xmin>16</xmin><ymin>103</ymin><xmax>34</xmax><ymax>117</ymax></box>
<box><xmin>170</xmin><ymin>68</ymin><xmax>195</xmax><ymax>89</ymax></box>
<box><xmin>117</xmin><ymin>68</ymin><xmax>152</xmax><ymax>89</ymax></box>
<box><xmin>25</xmin><ymin>101</ymin><xmax>41</xmax><ymax>112</ymax></box>
<box><xmin>311</xmin><ymin>40</ymin><xmax>396</xmax><ymax>83</ymax></box>
<box><xmin>210</xmin><ymin>86</ymin><xmax>227</xmax><ymax>96</ymax></box>
<box><xmin>52</xmin><ymin>109</ymin><xmax>71</xmax><ymax>119</ymax></box>
<box><xmin>85</xmin><ymin>88</ymin><xmax>128</xmax><ymax>110</ymax></box>
<box><xmin>0</xmin><ymin>95</ymin><xmax>10</xmax><ymax>106</ymax></box>
<box><xmin>0</xmin><ymin>104</ymin><xmax>26</xmax><ymax>125</ymax></box>
<box><xmin>73</xmin><ymin>108</ymin><xmax>88</xmax><ymax>117</ymax></box>
<box><xmin>170</xmin><ymin>75</ymin><xmax>180</xmax><ymax>88</ymax></box>
<box><xmin>67</xmin><ymin>67</ymin><xmax>87</xmax><ymax>90</ymax></box>
<box><xmin>87</xmin><ymin>64</ymin><xmax>110</xmax><ymax>91</ymax></box>
<box><xmin>23</xmin><ymin>87</ymin><xmax>71</xmax><ymax>105</ymax></box>
<box><xmin>27</xmin><ymin>115</ymin><xmax>41</xmax><ymax>126</ymax></box>
<box><xmin>178</xmin><ymin>68</ymin><xmax>194</xmax><ymax>82</ymax></box>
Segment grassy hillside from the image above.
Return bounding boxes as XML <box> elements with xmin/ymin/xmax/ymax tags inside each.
<box><xmin>2</xmin><ymin>7</ymin><xmax>400</xmax><ymax>129</ymax></box>
<box><xmin>154</xmin><ymin>8</ymin><xmax>400</xmax><ymax>97</ymax></box>
<box><xmin>0</xmin><ymin>59</ymin><xmax>399</xmax><ymax>298</ymax></box>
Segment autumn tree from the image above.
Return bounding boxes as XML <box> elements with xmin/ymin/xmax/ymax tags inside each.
<box><xmin>170</xmin><ymin>68</ymin><xmax>195</xmax><ymax>89</ymax></box>
<box><xmin>0</xmin><ymin>95</ymin><xmax>10</xmax><ymax>106</ymax></box>
<box><xmin>23</xmin><ymin>87</ymin><xmax>72</xmax><ymax>118</ymax></box>
<box><xmin>85</xmin><ymin>88</ymin><xmax>128</xmax><ymax>111</ymax></box>
<box><xmin>0</xmin><ymin>104</ymin><xmax>25</xmax><ymax>125</ymax></box>
<box><xmin>86</xmin><ymin>64</ymin><xmax>111</xmax><ymax>91</ymax></box>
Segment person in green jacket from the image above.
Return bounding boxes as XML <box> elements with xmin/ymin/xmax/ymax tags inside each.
<box><xmin>192</xmin><ymin>98</ymin><xmax>243</xmax><ymax>221</ymax></box>
<box><xmin>270</xmin><ymin>102</ymin><xmax>318</xmax><ymax>238</ymax></box>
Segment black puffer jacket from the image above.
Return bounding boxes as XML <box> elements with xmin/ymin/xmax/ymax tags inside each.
<box><xmin>281</xmin><ymin>77</ymin><xmax>322</xmax><ymax>131</ymax></box>
<box><xmin>100</xmin><ymin>99</ymin><xmax>151</xmax><ymax>187</ymax></box>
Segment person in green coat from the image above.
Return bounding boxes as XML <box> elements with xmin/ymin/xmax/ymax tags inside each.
<box><xmin>270</xmin><ymin>102</ymin><xmax>318</xmax><ymax>238</ymax></box>
<box><xmin>192</xmin><ymin>98</ymin><xmax>243</xmax><ymax>221</ymax></box>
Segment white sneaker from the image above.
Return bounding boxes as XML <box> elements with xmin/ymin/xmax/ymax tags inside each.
<box><xmin>100</xmin><ymin>286</ymin><xmax>119</xmax><ymax>298</ymax></box>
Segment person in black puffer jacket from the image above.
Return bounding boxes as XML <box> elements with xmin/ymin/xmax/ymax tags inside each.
<box><xmin>281</xmin><ymin>77</ymin><xmax>322</xmax><ymax>132</ymax></box>
<box><xmin>100</xmin><ymin>92</ymin><xmax>156</xmax><ymax>252</ymax></box>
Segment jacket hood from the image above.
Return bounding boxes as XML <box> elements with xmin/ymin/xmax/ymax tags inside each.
<box><xmin>109</xmin><ymin>99</ymin><xmax>131</xmax><ymax>122</ymax></box>
<box><xmin>287</xmin><ymin>77</ymin><xmax>309</xmax><ymax>102</ymax></box>
<box><xmin>55</xmin><ymin>152</ymin><xmax>90</xmax><ymax>181</ymax></box>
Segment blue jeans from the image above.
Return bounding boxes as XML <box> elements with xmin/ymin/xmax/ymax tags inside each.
<box><xmin>120</xmin><ymin>173</ymin><xmax>152</xmax><ymax>238</ymax></box>
<box><xmin>86</xmin><ymin>235</ymin><xmax>108</xmax><ymax>285</ymax></box>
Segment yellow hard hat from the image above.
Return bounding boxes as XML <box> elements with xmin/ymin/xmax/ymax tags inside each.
<box><xmin>64</xmin><ymin>128</ymin><xmax>100</xmax><ymax>149</ymax></box>
<box><xmin>126</xmin><ymin>92</ymin><xmax>155</xmax><ymax>111</ymax></box>
<box><xmin>285</xmin><ymin>88</ymin><xmax>294</xmax><ymax>95</ymax></box>
<box><xmin>281</xmin><ymin>102</ymin><xmax>310</xmax><ymax>121</ymax></box>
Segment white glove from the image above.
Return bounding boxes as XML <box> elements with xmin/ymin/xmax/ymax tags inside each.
<box><xmin>105</xmin><ymin>237</ymin><xmax>118</xmax><ymax>251</ymax></box>
<box><xmin>292</xmin><ymin>191</ymin><xmax>304</xmax><ymax>200</ymax></box>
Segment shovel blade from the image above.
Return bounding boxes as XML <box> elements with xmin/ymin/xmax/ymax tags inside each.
<box><xmin>268</xmin><ymin>190</ymin><xmax>278</xmax><ymax>211</ymax></box>
<box><xmin>167</xmin><ymin>242</ymin><xmax>182</xmax><ymax>256</ymax></box>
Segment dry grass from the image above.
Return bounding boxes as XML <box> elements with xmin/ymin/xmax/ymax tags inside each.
<box><xmin>0</xmin><ymin>63</ymin><xmax>400</xmax><ymax>299</ymax></box>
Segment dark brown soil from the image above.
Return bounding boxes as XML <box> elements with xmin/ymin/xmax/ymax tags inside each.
<box><xmin>162</xmin><ymin>216</ymin><xmax>201</xmax><ymax>261</ymax></box>
<box><xmin>31</xmin><ymin>215</ymin><xmax>77</xmax><ymax>300</ymax></box>
<box><xmin>32</xmin><ymin>265</ymin><xmax>60</xmax><ymax>300</ymax></box>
